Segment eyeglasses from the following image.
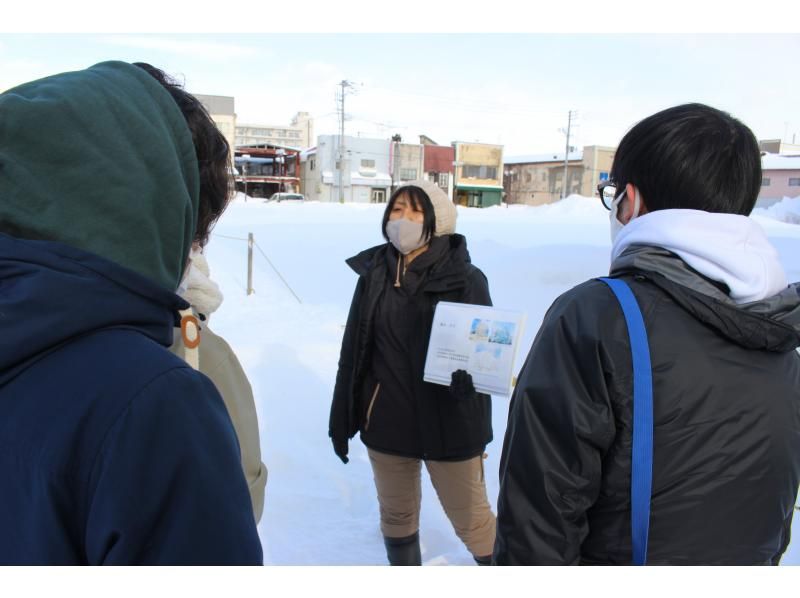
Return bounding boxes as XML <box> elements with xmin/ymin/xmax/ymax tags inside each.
<box><xmin>596</xmin><ymin>181</ymin><xmax>618</xmax><ymax>210</ymax></box>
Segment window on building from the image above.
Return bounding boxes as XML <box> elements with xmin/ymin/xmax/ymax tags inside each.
<box><xmin>762</xmin><ymin>178</ymin><xmax>771</xmax><ymax>186</ymax></box>
<box><xmin>463</xmin><ymin>165</ymin><xmax>480</xmax><ymax>178</ymax></box>
<box><xmin>361</xmin><ymin>159</ymin><xmax>376</xmax><ymax>168</ymax></box>
<box><xmin>400</xmin><ymin>168</ymin><xmax>417</xmax><ymax>180</ymax></box>
<box><xmin>789</xmin><ymin>178</ymin><xmax>800</xmax><ymax>186</ymax></box>
<box><xmin>438</xmin><ymin>173</ymin><xmax>449</xmax><ymax>188</ymax></box>
<box><xmin>464</xmin><ymin>165</ymin><xmax>497</xmax><ymax>179</ymax></box>
<box><xmin>310</xmin><ymin>159</ymin><xmax>315</xmax><ymax>171</ymax></box>
<box><xmin>526</xmin><ymin>172</ymin><xmax>532</xmax><ymax>183</ymax></box>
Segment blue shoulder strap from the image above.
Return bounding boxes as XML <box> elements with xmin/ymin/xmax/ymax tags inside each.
<box><xmin>598</xmin><ymin>277</ymin><xmax>653</xmax><ymax>566</ymax></box>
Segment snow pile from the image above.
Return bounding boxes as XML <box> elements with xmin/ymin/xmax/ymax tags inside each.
<box><xmin>231</xmin><ymin>191</ymin><xmax>257</xmax><ymax>203</ymax></box>
<box><xmin>202</xmin><ymin>197</ymin><xmax>800</xmax><ymax>565</ymax></box>
<box><xmin>752</xmin><ymin>195</ymin><xmax>800</xmax><ymax>225</ymax></box>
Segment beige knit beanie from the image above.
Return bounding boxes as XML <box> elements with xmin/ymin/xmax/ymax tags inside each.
<box><xmin>396</xmin><ymin>179</ymin><xmax>457</xmax><ymax>236</ymax></box>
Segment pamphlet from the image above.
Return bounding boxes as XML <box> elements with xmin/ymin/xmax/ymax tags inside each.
<box><xmin>423</xmin><ymin>302</ymin><xmax>526</xmax><ymax>397</ymax></box>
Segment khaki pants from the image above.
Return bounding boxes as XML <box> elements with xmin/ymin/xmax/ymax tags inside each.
<box><xmin>367</xmin><ymin>448</ymin><xmax>496</xmax><ymax>558</ymax></box>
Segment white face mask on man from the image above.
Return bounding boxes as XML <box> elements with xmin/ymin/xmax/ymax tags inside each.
<box><xmin>610</xmin><ymin>186</ymin><xmax>641</xmax><ymax>243</ymax></box>
<box><xmin>385</xmin><ymin>218</ymin><xmax>429</xmax><ymax>255</ymax></box>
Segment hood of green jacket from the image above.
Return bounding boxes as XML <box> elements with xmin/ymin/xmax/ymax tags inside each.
<box><xmin>0</xmin><ymin>60</ymin><xmax>199</xmax><ymax>291</ymax></box>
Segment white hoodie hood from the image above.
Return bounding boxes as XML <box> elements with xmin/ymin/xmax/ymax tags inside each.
<box><xmin>611</xmin><ymin>209</ymin><xmax>788</xmax><ymax>304</ymax></box>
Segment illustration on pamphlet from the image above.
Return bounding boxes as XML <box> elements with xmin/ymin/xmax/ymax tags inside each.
<box><xmin>424</xmin><ymin>302</ymin><xmax>526</xmax><ymax>397</ymax></box>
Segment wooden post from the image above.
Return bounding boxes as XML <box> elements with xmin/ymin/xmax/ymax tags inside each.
<box><xmin>247</xmin><ymin>233</ymin><xmax>254</xmax><ymax>295</ymax></box>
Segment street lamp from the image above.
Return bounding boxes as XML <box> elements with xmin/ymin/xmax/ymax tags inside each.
<box><xmin>503</xmin><ymin>168</ymin><xmax>516</xmax><ymax>205</ymax></box>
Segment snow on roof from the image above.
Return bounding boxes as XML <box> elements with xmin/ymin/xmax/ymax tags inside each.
<box><xmin>761</xmin><ymin>153</ymin><xmax>800</xmax><ymax>171</ymax></box>
<box><xmin>505</xmin><ymin>151</ymin><xmax>583</xmax><ymax>165</ymax></box>
<box><xmin>300</xmin><ymin>147</ymin><xmax>317</xmax><ymax>160</ymax></box>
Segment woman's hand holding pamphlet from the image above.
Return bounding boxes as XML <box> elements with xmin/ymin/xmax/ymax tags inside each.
<box><xmin>424</xmin><ymin>302</ymin><xmax>526</xmax><ymax>397</ymax></box>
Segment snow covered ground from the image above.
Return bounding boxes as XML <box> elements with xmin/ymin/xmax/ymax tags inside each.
<box><xmin>204</xmin><ymin>193</ymin><xmax>800</xmax><ymax>566</ymax></box>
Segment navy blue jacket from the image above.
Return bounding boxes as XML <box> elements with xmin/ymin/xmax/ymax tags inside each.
<box><xmin>0</xmin><ymin>234</ymin><xmax>263</xmax><ymax>564</ymax></box>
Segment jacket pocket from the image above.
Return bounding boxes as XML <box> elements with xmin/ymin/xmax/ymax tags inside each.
<box><xmin>364</xmin><ymin>382</ymin><xmax>381</xmax><ymax>431</ymax></box>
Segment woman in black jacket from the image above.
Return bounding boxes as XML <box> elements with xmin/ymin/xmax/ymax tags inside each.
<box><xmin>329</xmin><ymin>180</ymin><xmax>496</xmax><ymax>565</ymax></box>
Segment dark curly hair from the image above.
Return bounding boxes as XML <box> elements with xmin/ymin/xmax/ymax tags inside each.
<box><xmin>134</xmin><ymin>62</ymin><xmax>233</xmax><ymax>247</ymax></box>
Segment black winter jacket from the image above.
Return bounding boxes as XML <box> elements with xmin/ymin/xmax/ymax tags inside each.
<box><xmin>329</xmin><ymin>234</ymin><xmax>493</xmax><ymax>461</ymax></box>
<box><xmin>494</xmin><ymin>246</ymin><xmax>800</xmax><ymax>565</ymax></box>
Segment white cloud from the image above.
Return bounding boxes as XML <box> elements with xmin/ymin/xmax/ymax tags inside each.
<box><xmin>99</xmin><ymin>35</ymin><xmax>261</xmax><ymax>61</ymax></box>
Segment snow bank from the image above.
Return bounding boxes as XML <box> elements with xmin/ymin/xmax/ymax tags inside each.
<box><xmin>203</xmin><ymin>197</ymin><xmax>800</xmax><ymax>565</ymax></box>
<box><xmin>752</xmin><ymin>195</ymin><xmax>800</xmax><ymax>225</ymax></box>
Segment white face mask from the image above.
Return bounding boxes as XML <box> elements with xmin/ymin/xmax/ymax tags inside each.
<box><xmin>610</xmin><ymin>187</ymin><xmax>641</xmax><ymax>243</ymax></box>
<box><xmin>386</xmin><ymin>218</ymin><xmax>429</xmax><ymax>255</ymax></box>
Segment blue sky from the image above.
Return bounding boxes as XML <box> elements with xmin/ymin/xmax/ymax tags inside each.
<box><xmin>2</xmin><ymin>33</ymin><xmax>798</xmax><ymax>154</ymax></box>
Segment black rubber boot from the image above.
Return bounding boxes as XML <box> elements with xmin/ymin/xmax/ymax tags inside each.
<box><xmin>474</xmin><ymin>555</ymin><xmax>492</xmax><ymax>566</ymax></box>
<box><xmin>384</xmin><ymin>531</ymin><xmax>422</xmax><ymax>566</ymax></box>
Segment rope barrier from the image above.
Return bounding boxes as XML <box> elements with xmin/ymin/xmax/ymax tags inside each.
<box><xmin>211</xmin><ymin>231</ymin><xmax>303</xmax><ymax>304</ymax></box>
<box><xmin>253</xmin><ymin>240</ymin><xmax>303</xmax><ymax>304</ymax></box>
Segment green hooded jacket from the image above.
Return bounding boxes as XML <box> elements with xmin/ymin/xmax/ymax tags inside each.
<box><xmin>0</xmin><ymin>60</ymin><xmax>199</xmax><ymax>291</ymax></box>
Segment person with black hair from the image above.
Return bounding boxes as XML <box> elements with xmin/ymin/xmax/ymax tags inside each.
<box><xmin>0</xmin><ymin>62</ymin><xmax>262</xmax><ymax>564</ymax></box>
<box><xmin>135</xmin><ymin>63</ymin><xmax>267</xmax><ymax>525</ymax></box>
<box><xmin>494</xmin><ymin>103</ymin><xmax>800</xmax><ymax>565</ymax></box>
<box><xmin>329</xmin><ymin>180</ymin><xmax>496</xmax><ymax>565</ymax></box>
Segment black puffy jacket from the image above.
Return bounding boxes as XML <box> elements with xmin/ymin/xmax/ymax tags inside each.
<box><xmin>494</xmin><ymin>246</ymin><xmax>800</xmax><ymax>565</ymax></box>
<box><xmin>329</xmin><ymin>234</ymin><xmax>493</xmax><ymax>461</ymax></box>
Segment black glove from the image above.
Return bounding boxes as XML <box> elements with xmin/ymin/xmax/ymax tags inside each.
<box><xmin>332</xmin><ymin>437</ymin><xmax>349</xmax><ymax>464</ymax></box>
<box><xmin>449</xmin><ymin>369</ymin><xmax>476</xmax><ymax>401</ymax></box>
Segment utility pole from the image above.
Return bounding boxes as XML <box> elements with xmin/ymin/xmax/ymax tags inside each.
<box><xmin>337</xmin><ymin>80</ymin><xmax>356</xmax><ymax>203</ymax></box>
<box><xmin>561</xmin><ymin>110</ymin><xmax>574</xmax><ymax>200</ymax></box>
<box><xmin>391</xmin><ymin>133</ymin><xmax>402</xmax><ymax>191</ymax></box>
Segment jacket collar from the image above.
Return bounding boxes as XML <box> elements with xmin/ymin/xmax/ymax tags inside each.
<box><xmin>346</xmin><ymin>234</ymin><xmax>473</xmax><ymax>293</ymax></box>
<box><xmin>612</xmin><ymin>244</ymin><xmax>800</xmax><ymax>352</ymax></box>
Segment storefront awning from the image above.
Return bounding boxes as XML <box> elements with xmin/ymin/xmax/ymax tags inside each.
<box><xmin>455</xmin><ymin>185</ymin><xmax>503</xmax><ymax>192</ymax></box>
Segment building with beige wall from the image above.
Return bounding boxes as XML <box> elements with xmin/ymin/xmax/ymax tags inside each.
<box><xmin>453</xmin><ymin>142</ymin><xmax>504</xmax><ymax>207</ymax></box>
<box><xmin>503</xmin><ymin>145</ymin><xmax>615</xmax><ymax>205</ymax></box>
<box><xmin>194</xmin><ymin>94</ymin><xmax>236</xmax><ymax>159</ymax></box>
<box><xmin>391</xmin><ymin>140</ymin><xmax>425</xmax><ymax>190</ymax></box>
<box><xmin>759</xmin><ymin>139</ymin><xmax>800</xmax><ymax>155</ymax></box>
<box><xmin>236</xmin><ymin>112</ymin><xmax>314</xmax><ymax>149</ymax></box>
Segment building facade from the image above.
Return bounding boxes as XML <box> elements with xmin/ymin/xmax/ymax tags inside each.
<box><xmin>236</xmin><ymin>112</ymin><xmax>314</xmax><ymax>149</ymax></box>
<box><xmin>234</xmin><ymin>144</ymin><xmax>301</xmax><ymax>198</ymax></box>
<box><xmin>391</xmin><ymin>140</ymin><xmax>425</xmax><ymax>190</ymax></box>
<box><xmin>453</xmin><ymin>142</ymin><xmax>504</xmax><ymax>208</ymax></box>
<box><xmin>195</xmin><ymin>94</ymin><xmax>236</xmax><ymax>160</ymax></box>
<box><xmin>420</xmin><ymin>136</ymin><xmax>454</xmax><ymax>199</ymax></box>
<box><xmin>759</xmin><ymin>139</ymin><xmax>800</xmax><ymax>156</ymax></box>
<box><xmin>301</xmin><ymin>135</ymin><xmax>392</xmax><ymax>203</ymax></box>
<box><xmin>758</xmin><ymin>153</ymin><xmax>800</xmax><ymax>207</ymax></box>
<box><xmin>503</xmin><ymin>145</ymin><xmax>615</xmax><ymax>205</ymax></box>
